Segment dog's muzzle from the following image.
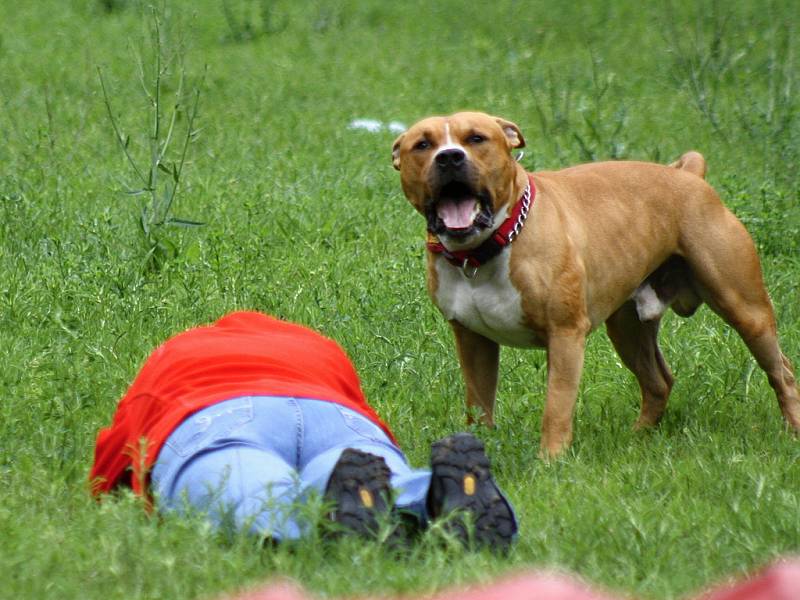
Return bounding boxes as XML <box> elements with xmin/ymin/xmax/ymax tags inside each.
<box><xmin>426</xmin><ymin>152</ymin><xmax>493</xmax><ymax>238</ymax></box>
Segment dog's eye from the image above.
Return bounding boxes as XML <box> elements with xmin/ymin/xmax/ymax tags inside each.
<box><xmin>467</xmin><ymin>134</ymin><xmax>486</xmax><ymax>144</ymax></box>
<box><xmin>413</xmin><ymin>139</ymin><xmax>431</xmax><ymax>151</ymax></box>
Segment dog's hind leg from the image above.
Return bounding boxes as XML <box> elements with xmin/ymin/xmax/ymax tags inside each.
<box><xmin>700</xmin><ymin>287</ymin><xmax>800</xmax><ymax>430</ymax></box>
<box><xmin>681</xmin><ymin>207</ymin><xmax>800</xmax><ymax>430</ymax></box>
<box><xmin>741</xmin><ymin>332</ymin><xmax>800</xmax><ymax>430</ymax></box>
<box><xmin>606</xmin><ymin>301</ymin><xmax>674</xmax><ymax>429</ymax></box>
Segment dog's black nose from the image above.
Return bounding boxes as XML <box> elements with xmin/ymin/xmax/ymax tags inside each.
<box><xmin>435</xmin><ymin>148</ymin><xmax>466</xmax><ymax>170</ymax></box>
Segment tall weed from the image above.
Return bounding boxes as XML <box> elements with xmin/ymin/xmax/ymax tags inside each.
<box><xmin>98</xmin><ymin>7</ymin><xmax>205</xmax><ymax>271</ymax></box>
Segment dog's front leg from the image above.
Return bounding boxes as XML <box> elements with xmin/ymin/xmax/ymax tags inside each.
<box><xmin>541</xmin><ymin>331</ymin><xmax>587</xmax><ymax>457</ymax></box>
<box><xmin>450</xmin><ymin>321</ymin><xmax>500</xmax><ymax>426</ymax></box>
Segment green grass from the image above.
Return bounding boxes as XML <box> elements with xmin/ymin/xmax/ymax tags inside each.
<box><xmin>2</xmin><ymin>1</ymin><xmax>800</xmax><ymax>598</ymax></box>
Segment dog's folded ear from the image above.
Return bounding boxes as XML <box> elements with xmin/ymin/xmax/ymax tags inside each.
<box><xmin>392</xmin><ymin>133</ymin><xmax>405</xmax><ymax>171</ymax></box>
<box><xmin>494</xmin><ymin>117</ymin><xmax>525</xmax><ymax>150</ymax></box>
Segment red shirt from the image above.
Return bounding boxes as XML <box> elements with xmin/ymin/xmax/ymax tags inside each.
<box><xmin>89</xmin><ymin>311</ymin><xmax>396</xmax><ymax>496</ymax></box>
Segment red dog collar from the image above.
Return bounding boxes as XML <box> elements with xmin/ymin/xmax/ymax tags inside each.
<box><xmin>427</xmin><ymin>174</ymin><xmax>536</xmax><ymax>278</ymax></box>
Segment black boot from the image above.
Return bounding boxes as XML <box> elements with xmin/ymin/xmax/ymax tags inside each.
<box><xmin>324</xmin><ymin>448</ymin><xmax>392</xmax><ymax>538</ymax></box>
<box><xmin>426</xmin><ymin>433</ymin><xmax>516</xmax><ymax>552</ymax></box>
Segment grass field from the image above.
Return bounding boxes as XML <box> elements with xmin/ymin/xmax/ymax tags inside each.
<box><xmin>2</xmin><ymin>1</ymin><xmax>799</xmax><ymax>598</ymax></box>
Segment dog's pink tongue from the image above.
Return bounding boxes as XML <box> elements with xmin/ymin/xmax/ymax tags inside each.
<box><xmin>437</xmin><ymin>199</ymin><xmax>478</xmax><ymax>229</ymax></box>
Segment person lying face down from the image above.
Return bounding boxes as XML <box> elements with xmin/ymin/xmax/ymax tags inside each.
<box><xmin>89</xmin><ymin>311</ymin><xmax>517</xmax><ymax>549</ymax></box>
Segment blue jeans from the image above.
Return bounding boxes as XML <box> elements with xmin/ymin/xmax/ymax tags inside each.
<box><xmin>151</xmin><ymin>396</ymin><xmax>431</xmax><ymax>540</ymax></box>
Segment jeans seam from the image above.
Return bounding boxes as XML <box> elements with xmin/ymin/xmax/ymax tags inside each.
<box><xmin>291</xmin><ymin>398</ymin><xmax>303</xmax><ymax>468</ymax></box>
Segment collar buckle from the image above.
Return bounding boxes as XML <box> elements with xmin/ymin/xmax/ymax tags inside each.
<box><xmin>461</xmin><ymin>258</ymin><xmax>479</xmax><ymax>279</ymax></box>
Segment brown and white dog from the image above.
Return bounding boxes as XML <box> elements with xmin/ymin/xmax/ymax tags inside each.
<box><xmin>391</xmin><ymin>111</ymin><xmax>800</xmax><ymax>457</ymax></box>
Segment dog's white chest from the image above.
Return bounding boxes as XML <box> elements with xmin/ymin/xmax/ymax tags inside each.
<box><xmin>434</xmin><ymin>252</ymin><xmax>535</xmax><ymax>347</ymax></box>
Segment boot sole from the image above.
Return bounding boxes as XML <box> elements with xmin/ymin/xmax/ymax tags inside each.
<box><xmin>427</xmin><ymin>433</ymin><xmax>516</xmax><ymax>551</ymax></box>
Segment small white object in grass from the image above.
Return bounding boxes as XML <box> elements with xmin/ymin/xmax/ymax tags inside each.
<box><xmin>348</xmin><ymin>119</ymin><xmax>383</xmax><ymax>132</ymax></box>
<box><xmin>348</xmin><ymin>119</ymin><xmax>407</xmax><ymax>134</ymax></box>
<box><xmin>387</xmin><ymin>121</ymin><xmax>406</xmax><ymax>134</ymax></box>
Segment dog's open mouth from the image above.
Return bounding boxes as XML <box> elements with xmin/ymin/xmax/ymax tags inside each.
<box><xmin>428</xmin><ymin>182</ymin><xmax>493</xmax><ymax>238</ymax></box>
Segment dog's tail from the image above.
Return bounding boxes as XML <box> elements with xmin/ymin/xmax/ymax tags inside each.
<box><xmin>669</xmin><ymin>151</ymin><xmax>706</xmax><ymax>179</ymax></box>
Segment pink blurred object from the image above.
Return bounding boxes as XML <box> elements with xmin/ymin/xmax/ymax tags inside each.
<box><xmin>221</xmin><ymin>558</ymin><xmax>800</xmax><ymax>600</ymax></box>
<box><xmin>224</xmin><ymin>580</ymin><xmax>308</xmax><ymax>600</ymax></box>
<box><xmin>222</xmin><ymin>572</ymin><xmax>623</xmax><ymax>600</ymax></box>
<box><xmin>697</xmin><ymin>559</ymin><xmax>800</xmax><ymax>600</ymax></box>
<box><xmin>423</xmin><ymin>572</ymin><xmax>623</xmax><ymax>600</ymax></box>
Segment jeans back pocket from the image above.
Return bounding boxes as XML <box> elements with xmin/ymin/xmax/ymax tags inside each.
<box><xmin>166</xmin><ymin>397</ymin><xmax>254</xmax><ymax>458</ymax></box>
<box><xmin>336</xmin><ymin>405</ymin><xmax>388</xmax><ymax>445</ymax></box>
